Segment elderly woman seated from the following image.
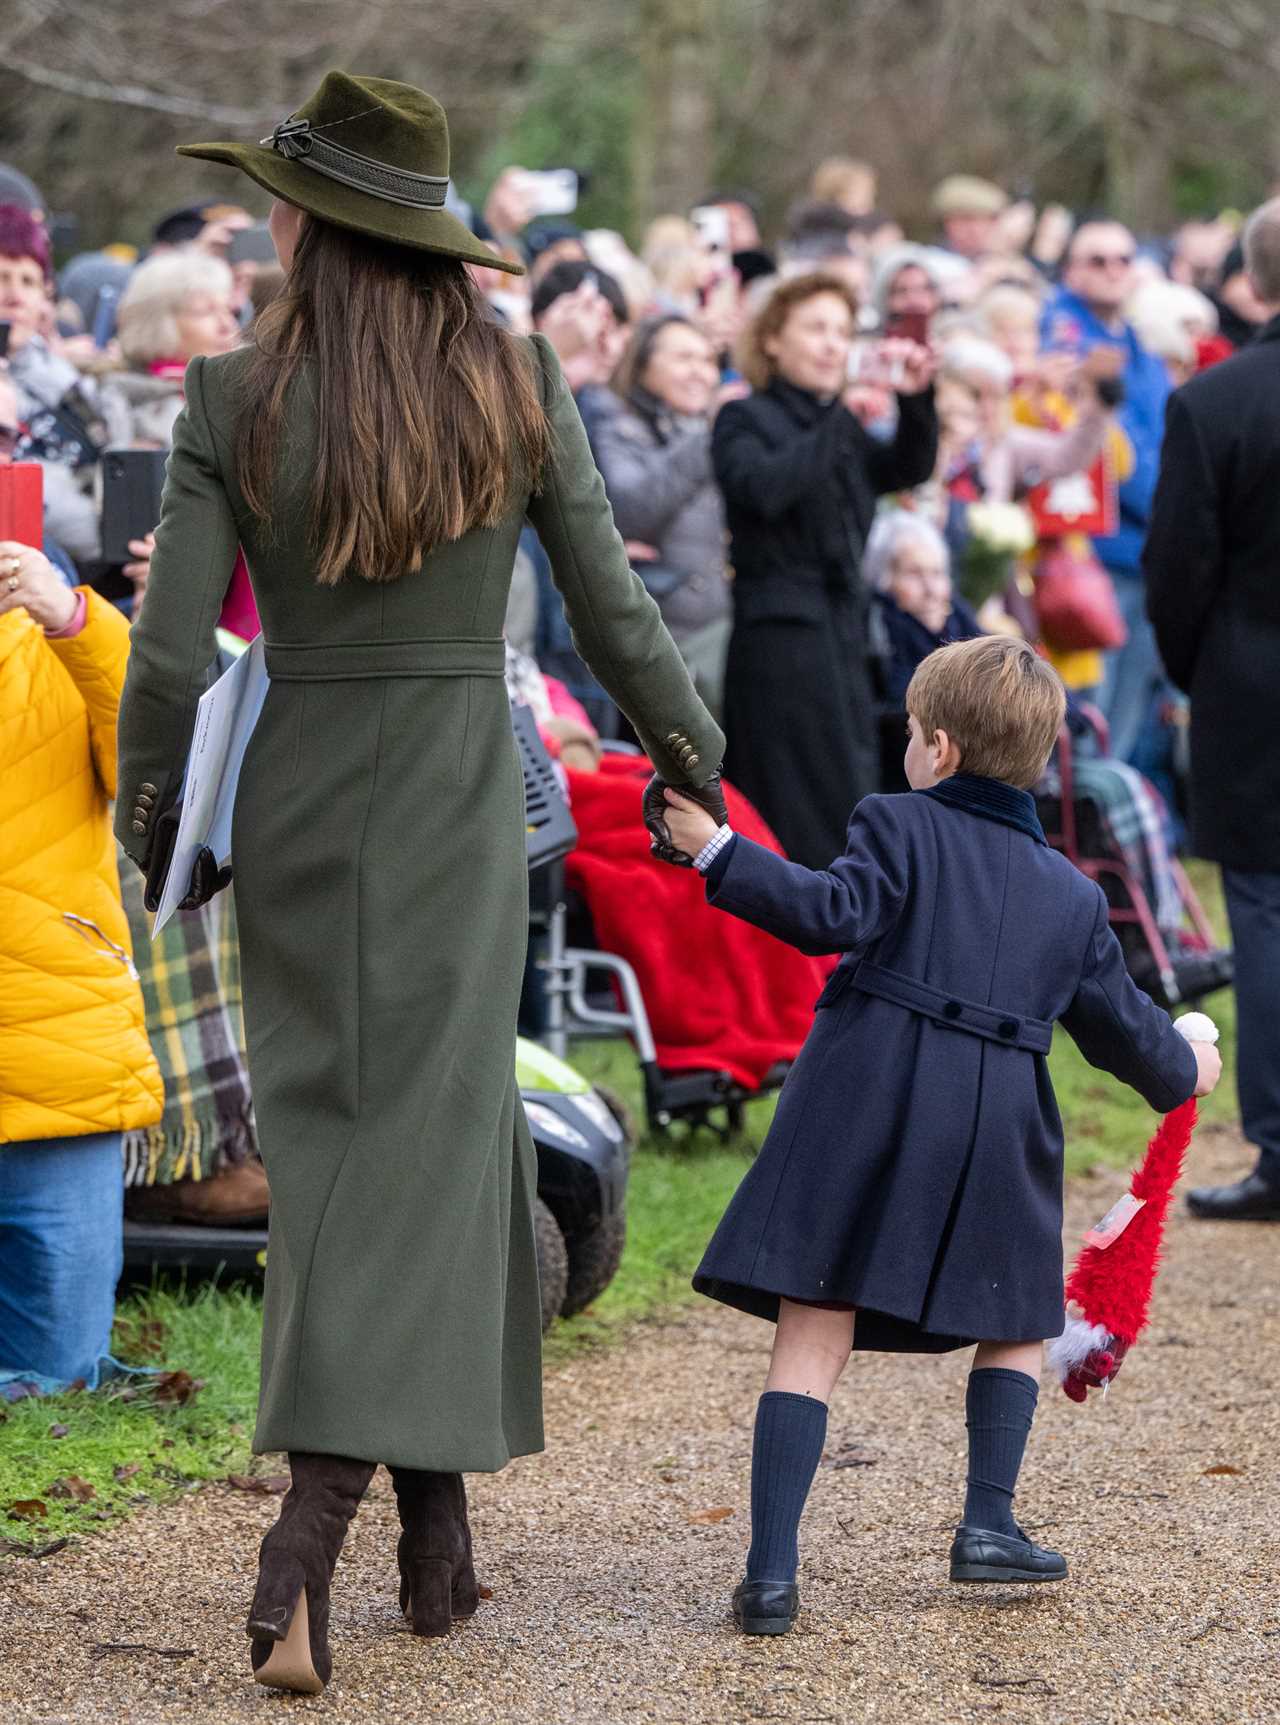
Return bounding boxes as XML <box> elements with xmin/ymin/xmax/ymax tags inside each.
<box><xmin>865</xmin><ymin>511</ymin><xmax>981</xmax><ymax>706</ymax></box>
<box><xmin>864</xmin><ymin>507</ymin><xmax>1214</xmax><ymax>1003</ymax></box>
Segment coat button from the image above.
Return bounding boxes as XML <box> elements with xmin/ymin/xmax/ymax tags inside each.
<box><xmin>140</xmin><ymin>782</ymin><xmax>158</xmax><ymax>796</ymax></box>
<box><xmin>999</xmin><ymin>1019</ymin><xmax>1018</xmax><ymax>1039</ymax></box>
<box><xmin>943</xmin><ymin>1001</ymin><xmax>962</xmax><ymax>1019</ymax></box>
<box><xmin>136</xmin><ymin>792</ymin><xmax>155</xmax><ymax>809</ymax></box>
<box><xmin>133</xmin><ymin>807</ymin><xmax>149</xmax><ymax>823</ymax></box>
<box><xmin>686</xmin><ymin>753</ymin><xmax>700</xmax><ymax>768</ymax></box>
<box><xmin>131</xmin><ymin>820</ymin><xmax>147</xmax><ymax>835</ymax></box>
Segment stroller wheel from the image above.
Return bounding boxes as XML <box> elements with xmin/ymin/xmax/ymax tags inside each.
<box><xmin>533</xmin><ymin>1197</ymin><xmax>568</xmax><ymax>1333</ymax></box>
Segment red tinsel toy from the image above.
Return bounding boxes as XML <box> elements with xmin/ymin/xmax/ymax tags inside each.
<box><xmin>1047</xmin><ymin>1013</ymin><xmax>1218</xmax><ymax>1402</ymax></box>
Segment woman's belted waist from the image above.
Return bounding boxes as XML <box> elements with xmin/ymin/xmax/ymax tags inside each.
<box><xmin>844</xmin><ymin>958</ymin><xmax>1053</xmax><ymax>1054</ymax></box>
<box><xmin>263</xmin><ymin>636</ymin><xmax>506</xmax><ymax>682</ymax></box>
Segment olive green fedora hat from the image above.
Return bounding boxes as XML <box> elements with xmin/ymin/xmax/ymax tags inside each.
<box><xmin>177</xmin><ymin>71</ymin><xmax>523</xmax><ymax>275</ymax></box>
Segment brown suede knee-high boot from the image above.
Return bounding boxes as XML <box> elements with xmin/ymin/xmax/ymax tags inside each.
<box><xmin>247</xmin><ymin>1452</ymin><xmax>376</xmax><ymax>1693</ymax></box>
<box><xmin>389</xmin><ymin>1469</ymin><xmax>480</xmax><ymax>1637</ymax></box>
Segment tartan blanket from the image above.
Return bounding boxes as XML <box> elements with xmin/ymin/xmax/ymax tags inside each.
<box><xmin>1037</xmin><ymin>757</ymin><xmax>1182</xmax><ymax>935</ymax></box>
<box><xmin>118</xmin><ymin>857</ymin><xmax>256</xmax><ymax>1186</ymax></box>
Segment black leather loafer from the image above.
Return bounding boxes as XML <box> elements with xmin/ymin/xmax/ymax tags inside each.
<box><xmin>1186</xmin><ymin>1172</ymin><xmax>1280</xmax><ymax>1222</ymax></box>
<box><xmin>732</xmin><ymin>1578</ymin><xmax>800</xmax><ymax>1635</ymax></box>
<box><xmin>949</xmin><ymin>1525</ymin><xmax>1067</xmax><ymax>1583</ymax></box>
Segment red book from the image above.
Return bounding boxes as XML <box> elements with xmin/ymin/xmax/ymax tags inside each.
<box><xmin>0</xmin><ymin>462</ymin><xmax>44</xmax><ymax>548</ymax></box>
<box><xmin>1026</xmin><ymin>454</ymin><xmax>1117</xmax><ymax>540</ymax></box>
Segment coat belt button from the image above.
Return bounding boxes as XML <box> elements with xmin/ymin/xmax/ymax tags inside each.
<box><xmin>131</xmin><ymin>819</ymin><xmax>147</xmax><ymax>835</ymax></box>
<box><xmin>998</xmin><ymin>1019</ymin><xmax>1019</xmax><ymax>1039</ymax></box>
<box><xmin>943</xmin><ymin>1001</ymin><xmax>962</xmax><ymax>1019</ymax></box>
<box><xmin>140</xmin><ymin>782</ymin><xmax>158</xmax><ymax>796</ymax></box>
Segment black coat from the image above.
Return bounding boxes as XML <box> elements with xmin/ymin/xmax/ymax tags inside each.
<box><xmin>1144</xmin><ymin>316</ymin><xmax>1280</xmax><ymax>870</ymax></box>
<box><xmin>713</xmin><ymin>382</ymin><xmax>938</xmax><ymax>867</ymax></box>
<box><xmin>693</xmin><ymin>778</ymin><xmax>1197</xmax><ymax>1351</ymax></box>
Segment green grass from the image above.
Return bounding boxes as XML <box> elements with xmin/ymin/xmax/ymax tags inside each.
<box><xmin>1</xmin><ymin>1284</ymin><xmax>262</xmax><ymax>1546</ymax></box>
<box><xmin>2</xmin><ymin>861</ymin><xmax>1236</xmax><ymax>1539</ymax></box>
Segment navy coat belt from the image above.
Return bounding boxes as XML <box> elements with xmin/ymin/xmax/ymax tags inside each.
<box><xmin>827</xmin><ymin>959</ymin><xmax>1053</xmax><ymax>1055</ymax></box>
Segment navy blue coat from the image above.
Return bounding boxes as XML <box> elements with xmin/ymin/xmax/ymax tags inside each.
<box><xmin>693</xmin><ymin>776</ymin><xmax>1198</xmax><ymax>1351</ymax></box>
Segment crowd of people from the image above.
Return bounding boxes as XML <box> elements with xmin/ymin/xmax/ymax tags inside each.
<box><xmin>1</xmin><ymin>133</ymin><xmax>1276</xmax><ymax>1405</ymax></box>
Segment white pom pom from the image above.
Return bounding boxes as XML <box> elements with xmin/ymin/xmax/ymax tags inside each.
<box><xmin>1047</xmin><ymin>1310</ymin><xmax>1111</xmax><ymax>1381</ymax></box>
<box><xmin>1175</xmin><ymin>1012</ymin><xmax>1219</xmax><ymax>1046</ymax></box>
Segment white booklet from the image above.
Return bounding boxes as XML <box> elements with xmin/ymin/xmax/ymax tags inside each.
<box><xmin>151</xmin><ymin>633</ymin><xmax>269</xmax><ymax>936</ymax></box>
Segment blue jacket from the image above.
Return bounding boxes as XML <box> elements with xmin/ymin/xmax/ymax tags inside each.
<box><xmin>693</xmin><ymin>776</ymin><xmax>1196</xmax><ymax>1350</ymax></box>
<box><xmin>1040</xmin><ymin>288</ymin><xmax>1169</xmax><ymax>576</ymax></box>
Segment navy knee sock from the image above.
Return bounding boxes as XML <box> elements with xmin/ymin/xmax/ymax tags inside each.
<box><xmin>745</xmin><ymin>1391</ymin><xmax>828</xmax><ymax>1584</ymax></box>
<box><xmin>962</xmin><ymin>1367</ymin><xmax>1039</xmax><ymax>1537</ymax></box>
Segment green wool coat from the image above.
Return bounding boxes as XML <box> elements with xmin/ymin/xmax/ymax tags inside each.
<box><xmin>115</xmin><ymin>335</ymin><xmax>724</xmax><ymax>1470</ymax></box>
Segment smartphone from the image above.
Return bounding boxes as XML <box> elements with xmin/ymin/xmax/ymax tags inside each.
<box><xmin>690</xmin><ymin>204</ymin><xmax>732</xmax><ymax>254</ymax></box>
<box><xmin>0</xmin><ymin>461</ymin><xmax>43</xmax><ymax>545</ymax></box>
<box><xmin>517</xmin><ymin>169</ymin><xmax>580</xmax><ymax>218</ymax></box>
<box><xmin>0</xmin><ymin>320</ymin><xmax>9</xmax><ymax>361</ymax></box>
<box><xmin>883</xmin><ymin>309</ymin><xmax>931</xmax><ymax>346</ymax></box>
<box><xmin>100</xmin><ymin>448</ymin><xmax>168</xmax><ymax>566</ymax></box>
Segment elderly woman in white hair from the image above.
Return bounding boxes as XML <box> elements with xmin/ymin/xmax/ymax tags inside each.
<box><xmin>103</xmin><ymin>252</ymin><xmax>252</xmax><ymax>631</ymax></box>
<box><xmin>938</xmin><ymin>333</ymin><xmax>1117</xmax><ymax>505</ymax></box>
<box><xmin>106</xmin><ymin>252</ymin><xmax>240</xmax><ymax>445</ymax></box>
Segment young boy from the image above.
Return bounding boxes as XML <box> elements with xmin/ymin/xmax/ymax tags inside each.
<box><xmin>656</xmin><ymin>635</ymin><xmax>1221</xmax><ymax>1636</ymax></box>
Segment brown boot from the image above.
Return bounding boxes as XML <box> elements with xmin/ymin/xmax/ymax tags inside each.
<box><xmin>125</xmin><ymin>1159</ymin><xmax>270</xmax><ymax>1226</ymax></box>
<box><xmin>247</xmin><ymin>1451</ymin><xmax>376</xmax><ymax>1693</ymax></box>
<box><xmin>389</xmin><ymin>1469</ymin><xmax>480</xmax><ymax>1637</ymax></box>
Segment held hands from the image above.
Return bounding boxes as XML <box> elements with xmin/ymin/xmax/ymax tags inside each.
<box><xmin>642</xmin><ymin>772</ymin><xmax>727</xmax><ymax>868</ymax></box>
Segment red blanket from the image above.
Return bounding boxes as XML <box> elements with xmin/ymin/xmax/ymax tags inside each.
<box><xmin>563</xmin><ymin>757</ymin><xmax>834</xmax><ymax>1089</ymax></box>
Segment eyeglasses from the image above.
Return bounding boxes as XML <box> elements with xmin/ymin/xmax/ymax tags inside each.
<box><xmin>0</xmin><ymin>423</ymin><xmax>20</xmax><ymax>457</ymax></box>
<box><xmin>1081</xmin><ymin>253</ymin><xmax>1134</xmax><ymax>271</ymax></box>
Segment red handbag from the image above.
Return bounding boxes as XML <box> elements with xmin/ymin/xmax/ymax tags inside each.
<box><xmin>1033</xmin><ymin>544</ymin><xmax>1127</xmax><ymax>653</ymax></box>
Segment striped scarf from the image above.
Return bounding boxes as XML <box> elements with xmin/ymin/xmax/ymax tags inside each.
<box><xmin>118</xmin><ymin>857</ymin><xmax>256</xmax><ymax>1187</ymax></box>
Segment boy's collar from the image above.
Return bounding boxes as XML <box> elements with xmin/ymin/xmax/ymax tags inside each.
<box><xmin>918</xmin><ymin>773</ymin><xmax>1046</xmax><ymax>845</ymax></box>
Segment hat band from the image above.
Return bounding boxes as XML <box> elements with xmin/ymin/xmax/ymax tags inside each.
<box><xmin>260</xmin><ymin>117</ymin><xmax>449</xmax><ymax>211</ymax></box>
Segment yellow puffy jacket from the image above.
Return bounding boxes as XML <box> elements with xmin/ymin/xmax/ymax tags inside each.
<box><xmin>1</xmin><ymin>587</ymin><xmax>163</xmax><ymax>1142</ymax></box>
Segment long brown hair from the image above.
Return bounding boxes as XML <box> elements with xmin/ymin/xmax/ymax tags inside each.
<box><xmin>236</xmin><ymin>219</ymin><xmax>550</xmax><ymax>585</ymax></box>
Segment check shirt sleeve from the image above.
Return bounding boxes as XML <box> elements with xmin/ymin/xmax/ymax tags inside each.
<box><xmin>694</xmin><ymin>824</ymin><xmax>736</xmax><ymax>874</ymax></box>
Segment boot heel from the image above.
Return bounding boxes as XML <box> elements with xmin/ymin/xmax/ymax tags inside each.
<box><xmin>451</xmin><ymin>1573</ymin><xmax>481</xmax><ymax>1620</ymax></box>
<box><xmin>404</xmin><ymin>1558</ymin><xmax>453</xmax><ymax>1638</ymax></box>
<box><xmin>251</xmin><ymin>1583</ymin><xmax>324</xmax><ymax>1695</ymax></box>
<box><xmin>247</xmin><ymin>1551</ymin><xmax>305</xmax><ymax>1642</ymax></box>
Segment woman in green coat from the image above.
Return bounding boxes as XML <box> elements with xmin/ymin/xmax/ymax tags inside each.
<box><xmin>116</xmin><ymin>73</ymin><xmax>725</xmax><ymax>1695</ymax></box>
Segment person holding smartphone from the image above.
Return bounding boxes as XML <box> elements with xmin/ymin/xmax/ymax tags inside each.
<box><xmin>0</xmin><ymin>361</ymin><xmax>163</xmax><ymax>1403</ymax></box>
<box><xmin>712</xmin><ymin>272</ymin><xmax>937</xmax><ymax>869</ymax></box>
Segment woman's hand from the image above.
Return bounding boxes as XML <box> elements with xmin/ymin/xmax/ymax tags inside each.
<box><xmin>0</xmin><ymin>541</ymin><xmax>78</xmax><ymax>632</ymax></box>
<box><xmin>886</xmin><ymin>338</ymin><xmax>936</xmax><ymax>396</ymax></box>
<box><xmin>124</xmin><ymin>532</ymin><xmax>155</xmax><ymax>613</ymax></box>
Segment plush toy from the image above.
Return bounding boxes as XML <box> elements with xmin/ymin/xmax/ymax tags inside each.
<box><xmin>1048</xmin><ymin>1012</ymin><xmax>1219</xmax><ymax>1403</ymax></box>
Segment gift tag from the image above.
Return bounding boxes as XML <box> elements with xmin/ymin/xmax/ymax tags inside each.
<box><xmin>1084</xmin><ymin>1192</ymin><xmax>1146</xmax><ymax>1250</ymax></box>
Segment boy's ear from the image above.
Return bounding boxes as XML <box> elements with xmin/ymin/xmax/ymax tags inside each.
<box><xmin>932</xmin><ymin>727</ymin><xmax>963</xmax><ymax>775</ymax></box>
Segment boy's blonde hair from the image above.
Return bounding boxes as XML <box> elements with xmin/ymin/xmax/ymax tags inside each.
<box><xmin>906</xmin><ymin>636</ymin><xmax>1065</xmax><ymax>789</ymax></box>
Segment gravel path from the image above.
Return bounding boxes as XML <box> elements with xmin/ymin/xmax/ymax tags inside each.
<box><xmin>2</xmin><ymin>1123</ymin><xmax>1277</xmax><ymax>1724</ymax></box>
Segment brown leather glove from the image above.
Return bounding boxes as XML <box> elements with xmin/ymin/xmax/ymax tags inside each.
<box><xmin>642</xmin><ymin>770</ymin><xmax>729</xmax><ymax>868</ymax></box>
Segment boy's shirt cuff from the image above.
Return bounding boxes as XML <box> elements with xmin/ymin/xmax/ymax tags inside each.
<box><xmin>694</xmin><ymin>824</ymin><xmax>736</xmax><ymax>875</ymax></box>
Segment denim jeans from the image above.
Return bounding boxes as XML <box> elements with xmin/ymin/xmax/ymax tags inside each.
<box><xmin>0</xmin><ymin>1132</ymin><xmax>124</xmax><ymax>1394</ymax></box>
<box><xmin>1222</xmin><ymin>870</ymin><xmax>1280</xmax><ymax>1185</ymax></box>
<box><xmin>1097</xmin><ymin>571</ymin><xmax>1169</xmax><ymax>766</ymax></box>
